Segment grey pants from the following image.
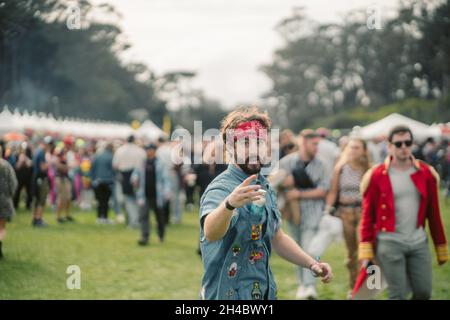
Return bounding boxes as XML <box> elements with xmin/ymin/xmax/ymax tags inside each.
<box><xmin>288</xmin><ymin>223</ymin><xmax>317</xmax><ymax>287</ymax></box>
<box><xmin>124</xmin><ymin>195</ymin><xmax>140</xmax><ymax>228</ymax></box>
<box><xmin>376</xmin><ymin>238</ymin><xmax>432</xmax><ymax>300</ymax></box>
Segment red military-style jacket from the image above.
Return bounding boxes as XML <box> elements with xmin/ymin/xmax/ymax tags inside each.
<box><xmin>358</xmin><ymin>156</ymin><xmax>449</xmax><ymax>264</ymax></box>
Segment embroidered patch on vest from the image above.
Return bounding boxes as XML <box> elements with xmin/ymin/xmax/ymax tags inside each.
<box><xmin>251</xmin><ymin>224</ymin><xmax>262</xmax><ymax>240</ymax></box>
<box><xmin>249</xmin><ymin>250</ymin><xmax>264</xmax><ymax>264</ymax></box>
<box><xmin>231</xmin><ymin>243</ymin><xmax>241</xmax><ymax>257</ymax></box>
<box><xmin>251</xmin><ymin>282</ymin><xmax>262</xmax><ymax>300</ymax></box>
<box><xmin>227</xmin><ymin>262</ymin><xmax>238</xmax><ymax>278</ymax></box>
<box><xmin>225</xmin><ymin>289</ymin><xmax>235</xmax><ymax>299</ymax></box>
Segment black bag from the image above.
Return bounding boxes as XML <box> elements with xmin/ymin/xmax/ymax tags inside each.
<box><xmin>292</xmin><ymin>160</ymin><xmax>316</xmax><ymax>189</ymax></box>
<box><xmin>119</xmin><ymin>170</ymin><xmax>135</xmax><ymax>196</ymax></box>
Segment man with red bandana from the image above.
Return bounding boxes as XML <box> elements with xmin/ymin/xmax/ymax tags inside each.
<box><xmin>359</xmin><ymin>125</ymin><xmax>448</xmax><ymax>299</ymax></box>
<box><xmin>199</xmin><ymin>106</ymin><xmax>333</xmax><ymax>300</ymax></box>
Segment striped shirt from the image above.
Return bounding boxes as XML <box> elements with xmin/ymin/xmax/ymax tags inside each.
<box><xmin>278</xmin><ymin>152</ymin><xmax>330</xmax><ymax>230</ymax></box>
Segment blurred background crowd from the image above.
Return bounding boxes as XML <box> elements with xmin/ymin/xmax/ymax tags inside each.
<box><xmin>1</xmin><ymin>121</ymin><xmax>450</xmax><ymax>228</ymax></box>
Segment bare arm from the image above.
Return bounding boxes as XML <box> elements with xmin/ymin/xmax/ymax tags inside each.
<box><xmin>272</xmin><ymin>228</ymin><xmax>316</xmax><ymax>268</ymax></box>
<box><xmin>272</xmin><ymin>228</ymin><xmax>333</xmax><ymax>283</ymax></box>
<box><xmin>325</xmin><ymin>165</ymin><xmax>341</xmax><ymax>207</ymax></box>
<box><xmin>40</xmin><ymin>161</ymin><xmax>49</xmax><ymax>172</ymax></box>
<box><xmin>299</xmin><ymin>188</ymin><xmax>326</xmax><ymax>199</ymax></box>
<box><xmin>203</xmin><ymin>201</ymin><xmax>235</xmax><ymax>242</ymax></box>
<box><xmin>285</xmin><ymin>188</ymin><xmax>326</xmax><ymax>201</ymax></box>
<box><xmin>55</xmin><ymin>159</ymin><xmax>68</xmax><ymax>172</ymax></box>
<box><xmin>204</xmin><ymin>174</ymin><xmax>262</xmax><ymax>242</ymax></box>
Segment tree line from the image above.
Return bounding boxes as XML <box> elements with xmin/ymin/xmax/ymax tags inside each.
<box><xmin>1</xmin><ymin>1</ymin><xmax>448</xmax><ymax>131</ymax></box>
<box><xmin>261</xmin><ymin>0</ymin><xmax>450</xmax><ymax>130</ymax></box>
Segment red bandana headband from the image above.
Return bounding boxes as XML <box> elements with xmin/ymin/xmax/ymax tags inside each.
<box><xmin>232</xmin><ymin>120</ymin><xmax>268</xmax><ymax>141</ymax></box>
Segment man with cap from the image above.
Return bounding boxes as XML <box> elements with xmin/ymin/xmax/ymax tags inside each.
<box><xmin>132</xmin><ymin>143</ymin><xmax>172</xmax><ymax>245</ymax></box>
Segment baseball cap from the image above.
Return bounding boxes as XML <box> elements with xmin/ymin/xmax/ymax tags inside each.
<box><xmin>43</xmin><ymin>136</ymin><xmax>54</xmax><ymax>145</ymax></box>
<box><xmin>144</xmin><ymin>143</ymin><xmax>157</xmax><ymax>150</ymax></box>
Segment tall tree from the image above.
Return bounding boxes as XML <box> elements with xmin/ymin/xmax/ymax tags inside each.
<box><xmin>0</xmin><ymin>0</ymin><xmax>166</xmax><ymax>125</ymax></box>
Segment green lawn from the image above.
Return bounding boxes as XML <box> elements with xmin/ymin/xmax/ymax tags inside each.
<box><xmin>1</xmin><ymin>197</ymin><xmax>449</xmax><ymax>300</ymax></box>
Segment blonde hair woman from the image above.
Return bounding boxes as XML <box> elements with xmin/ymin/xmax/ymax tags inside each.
<box><xmin>324</xmin><ymin>137</ymin><xmax>371</xmax><ymax>295</ymax></box>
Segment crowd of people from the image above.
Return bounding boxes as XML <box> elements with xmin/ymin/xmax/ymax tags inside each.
<box><xmin>1</xmin><ymin>108</ymin><xmax>449</xmax><ymax>300</ymax></box>
<box><xmin>0</xmin><ymin>133</ymin><xmax>229</xmax><ymax>258</ymax></box>
<box><xmin>198</xmin><ymin>106</ymin><xmax>448</xmax><ymax>300</ymax></box>
<box><xmin>271</xmin><ymin>124</ymin><xmax>450</xmax><ymax>299</ymax></box>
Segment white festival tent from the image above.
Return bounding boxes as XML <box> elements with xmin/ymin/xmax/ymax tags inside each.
<box><xmin>352</xmin><ymin>113</ymin><xmax>441</xmax><ymax>141</ymax></box>
<box><xmin>0</xmin><ymin>106</ymin><xmax>162</xmax><ymax>140</ymax></box>
<box><xmin>135</xmin><ymin>119</ymin><xmax>166</xmax><ymax>142</ymax></box>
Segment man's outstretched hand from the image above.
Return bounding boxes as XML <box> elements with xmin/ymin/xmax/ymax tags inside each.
<box><xmin>227</xmin><ymin>174</ymin><xmax>262</xmax><ymax>209</ymax></box>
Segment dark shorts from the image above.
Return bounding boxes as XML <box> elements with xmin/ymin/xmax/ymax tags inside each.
<box><xmin>33</xmin><ymin>177</ymin><xmax>49</xmax><ymax>208</ymax></box>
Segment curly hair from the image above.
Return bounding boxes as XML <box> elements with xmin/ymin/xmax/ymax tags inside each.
<box><xmin>220</xmin><ymin>106</ymin><xmax>272</xmax><ymax>143</ymax></box>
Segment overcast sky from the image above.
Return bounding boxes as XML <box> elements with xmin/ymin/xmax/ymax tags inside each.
<box><xmin>93</xmin><ymin>0</ymin><xmax>396</xmax><ymax>109</ymax></box>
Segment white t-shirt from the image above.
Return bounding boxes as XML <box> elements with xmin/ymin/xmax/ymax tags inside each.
<box><xmin>113</xmin><ymin>143</ymin><xmax>146</xmax><ymax>172</ymax></box>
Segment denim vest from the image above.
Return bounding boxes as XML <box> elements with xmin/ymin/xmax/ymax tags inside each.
<box><xmin>199</xmin><ymin>164</ymin><xmax>281</xmax><ymax>300</ymax></box>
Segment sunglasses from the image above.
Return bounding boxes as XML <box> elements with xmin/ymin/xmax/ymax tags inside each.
<box><xmin>392</xmin><ymin>140</ymin><xmax>413</xmax><ymax>148</ymax></box>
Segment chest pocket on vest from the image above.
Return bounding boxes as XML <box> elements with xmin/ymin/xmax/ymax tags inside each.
<box><xmin>240</xmin><ymin>204</ymin><xmax>267</xmax><ymax>243</ymax></box>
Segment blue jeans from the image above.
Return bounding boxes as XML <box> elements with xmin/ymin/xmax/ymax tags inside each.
<box><xmin>112</xmin><ymin>179</ymin><xmax>124</xmax><ymax>216</ymax></box>
<box><xmin>171</xmin><ymin>187</ymin><xmax>184</xmax><ymax>224</ymax></box>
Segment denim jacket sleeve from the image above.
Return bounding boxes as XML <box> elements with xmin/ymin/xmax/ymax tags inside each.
<box><xmin>90</xmin><ymin>157</ymin><xmax>97</xmax><ymax>183</ymax></box>
<box><xmin>156</xmin><ymin>158</ymin><xmax>172</xmax><ymax>204</ymax></box>
<box><xmin>132</xmin><ymin>160</ymin><xmax>146</xmax><ymax>202</ymax></box>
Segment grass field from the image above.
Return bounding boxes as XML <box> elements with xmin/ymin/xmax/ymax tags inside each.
<box><xmin>1</xmin><ymin>196</ymin><xmax>449</xmax><ymax>300</ymax></box>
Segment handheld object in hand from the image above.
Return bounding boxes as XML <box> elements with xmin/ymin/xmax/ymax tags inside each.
<box><xmin>252</xmin><ymin>189</ymin><xmax>267</xmax><ymax>206</ymax></box>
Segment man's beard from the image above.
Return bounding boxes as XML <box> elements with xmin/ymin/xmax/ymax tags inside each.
<box><xmin>237</xmin><ymin>157</ymin><xmax>262</xmax><ymax>175</ymax></box>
